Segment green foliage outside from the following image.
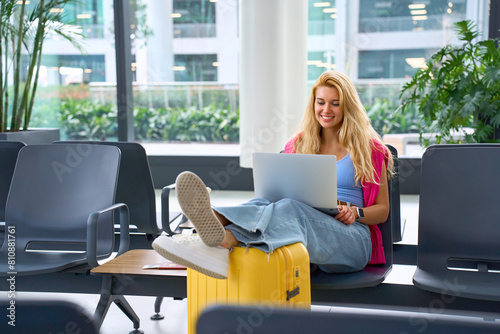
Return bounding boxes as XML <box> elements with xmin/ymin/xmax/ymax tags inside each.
<box><xmin>366</xmin><ymin>98</ymin><xmax>420</xmax><ymax>136</ymax></box>
<box><xmin>398</xmin><ymin>20</ymin><xmax>500</xmax><ymax>145</ymax></box>
<box><xmin>29</xmin><ymin>88</ymin><xmax>418</xmax><ymax>142</ymax></box>
<box><xmin>27</xmin><ymin>74</ymin><xmax>425</xmax><ymax>142</ymax></box>
<box><xmin>134</xmin><ymin>104</ymin><xmax>239</xmax><ymax>142</ymax></box>
<box><xmin>30</xmin><ymin>85</ymin><xmax>240</xmax><ymax>142</ymax></box>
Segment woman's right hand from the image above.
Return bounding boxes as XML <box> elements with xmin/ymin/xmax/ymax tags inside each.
<box><xmin>335</xmin><ymin>205</ymin><xmax>356</xmax><ymax>226</ymax></box>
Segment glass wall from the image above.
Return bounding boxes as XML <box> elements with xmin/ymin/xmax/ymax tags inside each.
<box><xmin>25</xmin><ymin>0</ymin><xmax>238</xmax><ymax>142</ymax></box>
<box><xmin>19</xmin><ymin>0</ymin><xmax>490</xmax><ymax>148</ymax></box>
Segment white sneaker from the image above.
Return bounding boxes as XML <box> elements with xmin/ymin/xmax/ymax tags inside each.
<box><xmin>152</xmin><ymin>234</ymin><xmax>229</xmax><ymax>279</ymax></box>
<box><xmin>176</xmin><ymin>171</ymin><xmax>225</xmax><ymax>247</ymax></box>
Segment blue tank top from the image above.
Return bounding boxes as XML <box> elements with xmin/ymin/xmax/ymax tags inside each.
<box><xmin>337</xmin><ymin>152</ymin><xmax>364</xmax><ymax>207</ymax></box>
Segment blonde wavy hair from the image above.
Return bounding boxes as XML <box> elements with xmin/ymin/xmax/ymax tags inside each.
<box><xmin>294</xmin><ymin>71</ymin><xmax>394</xmax><ymax>186</ymax></box>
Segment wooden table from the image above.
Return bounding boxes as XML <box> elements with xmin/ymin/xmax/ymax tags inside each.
<box><xmin>91</xmin><ymin>249</ymin><xmax>188</xmax><ymax>298</ymax></box>
<box><xmin>92</xmin><ymin>249</ymin><xmax>188</xmax><ymax>277</ymax></box>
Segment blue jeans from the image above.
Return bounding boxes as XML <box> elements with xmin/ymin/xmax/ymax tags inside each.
<box><xmin>213</xmin><ymin>198</ymin><xmax>371</xmax><ymax>273</ymax></box>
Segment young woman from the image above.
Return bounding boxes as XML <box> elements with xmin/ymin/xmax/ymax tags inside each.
<box><xmin>153</xmin><ymin>71</ymin><xmax>394</xmax><ymax>279</ymax></box>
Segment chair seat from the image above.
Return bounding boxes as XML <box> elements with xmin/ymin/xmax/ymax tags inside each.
<box><xmin>311</xmin><ymin>263</ymin><xmax>391</xmax><ymax>289</ymax></box>
<box><xmin>413</xmin><ymin>267</ymin><xmax>500</xmax><ymax>302</ymax></box>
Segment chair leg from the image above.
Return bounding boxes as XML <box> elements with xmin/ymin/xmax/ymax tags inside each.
<box><xmin>150</xmin><ymin>296</ymin><xmax>165</xmax><ymax>320</ymax></box>
<box><xmin>94</xmin><ymin>276</ymin><xmax>144</xmax><ymax>334</ymax></box>
<box><xmin>94</xmin><ymin>284</ymin><xmax>113</xmax><ymax>329</ymax></box>
<box><xmin>113</xmin><ymin>295</ymin><xmax>144</xmax><ymax>334</ymax></box>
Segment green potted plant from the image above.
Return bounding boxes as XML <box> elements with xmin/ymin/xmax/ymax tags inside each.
<box><xmin>0</xmin><ymin>0</ymin><xmax>84</xmax><ymax>144</ymax></box>
<box><xmin>398</xmin><ymin>20</ymin><xmax>500</xmax><ymax>146</ymax></box>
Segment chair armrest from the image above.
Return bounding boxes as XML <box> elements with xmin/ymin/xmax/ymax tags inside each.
<box><xmin>161</xmin><ymin>183</ymin><xmax>178</xmax><ymax>235</ymax></box>
<box><xmin>86</xmin><ymin>203</ymin><xmax>130</xmax><ymax>268</ymax></box>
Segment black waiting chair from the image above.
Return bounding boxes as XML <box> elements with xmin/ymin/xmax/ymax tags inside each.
<box><xmin>196</xmin><ymin>304</ymin><xmax>500</xmax><ymax>334</ymax></box>
<box><xmin>413</xmin><ymin>144</ymin><xmax>500</xmax><ymax>301</ymax></box>
<box><xmin>0</xmin><ymin>144</ymin><xmax>141</xmax><ymax>332</ymax></box>
<box><xmin>56</xmin><ymin>140</ymin><xmax>185</xmax><ymax>321</ymax></box>
<box><xmin>0</xmin><ymin>144</ymin><xmax>128</xmax><ymax>273</ymax></box>
<box><xmin>0</xmin><ymin>141</ymin><xmax>26</xmax><ymax>247</ymax></box>
<box><xmin>0</xmin><ymin>299</ymin><xmax>98</xmax><ymax>334</ymax></box>
<box><xmin>310</xmin><ymin>144</ymin><xmax>397</xmax><ymax>291</ymax></box>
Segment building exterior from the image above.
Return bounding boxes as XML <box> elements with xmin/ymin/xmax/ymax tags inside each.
<box><xmin>40</xmin><ymin>0</ymin><xmax>488</xmax><ymax>87</ymax></box>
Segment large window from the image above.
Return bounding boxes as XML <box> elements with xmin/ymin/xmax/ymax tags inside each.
<box><xmin>23</xmin><ymin>0</ymin><xmax>491</xmax><ymax>148</ymax></box>
<box><xmin>130</xmin><ymin>1</ymin><xmax>238</xmax><ymax>143</ymax></box>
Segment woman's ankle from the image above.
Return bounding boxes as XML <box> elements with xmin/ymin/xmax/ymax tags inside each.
<box><xmin>220</xmin><ymin>229</ymin><xmax>239</xmax><ymax>249</ymax></box>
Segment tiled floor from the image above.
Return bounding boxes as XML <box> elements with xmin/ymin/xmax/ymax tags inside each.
<box><xmin>14</xmin><ymin>191</ymin><xmax>420</xmax><ymax>334</ymax></box>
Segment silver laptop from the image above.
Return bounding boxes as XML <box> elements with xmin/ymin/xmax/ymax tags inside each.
<box><xmin>252</xmin><ymin>152</ymin><xmax>338</xmax><ymax>215</ymax></box>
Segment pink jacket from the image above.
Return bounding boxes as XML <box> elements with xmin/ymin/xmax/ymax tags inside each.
<box><xmin>283</xmin><ymin>136</ymin><xmax>388</xmax><ymax>265</ymax></box>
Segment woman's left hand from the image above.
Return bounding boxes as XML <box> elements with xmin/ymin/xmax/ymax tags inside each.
<box><xmin>335</xmin><ymin>205</ymin><xmax>357</xmax><ymax>225</ymax></box>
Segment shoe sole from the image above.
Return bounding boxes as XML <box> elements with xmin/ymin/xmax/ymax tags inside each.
<box><xmin>176</xmin><ymin>172</ymin><xmax>225</xmax><ymax>247</ymax></box>
<box><xmin>152</xmin><ymin>237</ymin><xmax>228</xmax><ymax>279</ymax></box>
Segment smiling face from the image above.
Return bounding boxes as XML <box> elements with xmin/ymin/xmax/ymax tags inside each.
<box><xmin>314</xmin><ymin>85</ymin><xmax>343</xmax><ymax>131</ymax></box>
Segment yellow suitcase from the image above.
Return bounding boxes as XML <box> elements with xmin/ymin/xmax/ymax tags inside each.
<box><xmin>187</xmin><ymin>242</ymin><xmax>311</xmax><ymax>334</ymax></box>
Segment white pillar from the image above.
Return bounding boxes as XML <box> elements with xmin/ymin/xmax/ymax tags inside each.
<box><xmin>216</xmin><ymin>0</ymin><xmax>239</xmax><ymax>83</ymax></box>
<box><xmin>345</xmin><ymin>0</ymin><xmax>360</xmax><ymax>79</ymax></box>
<box><xmin>239</xmin><ymin>0</ymin><xmax>308</xmax><ymax>168</ymax></box>
<box><xmin>334</xmin><ymin>0</ymin><xmax>348</xmax><ymax>74</ymax></box>
<box><xmin>146</xmin><ymin>0</ymin><xmax>174</xmax><ymax>82</ymax></box>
